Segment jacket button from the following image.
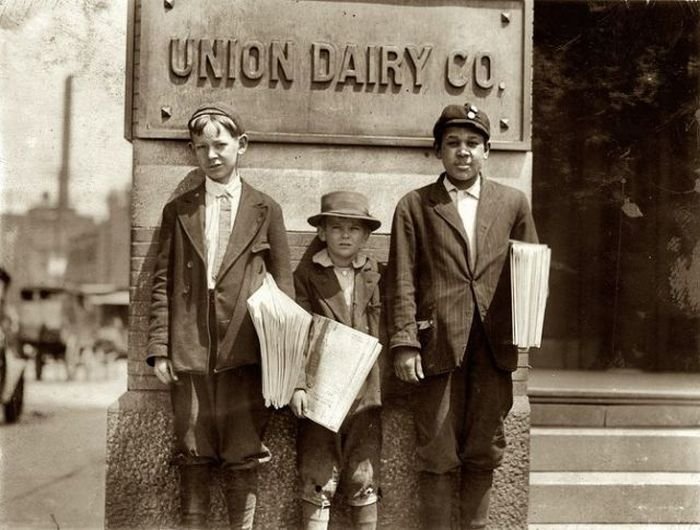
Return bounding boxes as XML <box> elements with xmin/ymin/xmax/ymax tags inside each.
<box><xmin>183</xmin><ymin>285</ymin><xmax>190</xmax><ymax>294</ymax></box>
<box><xmin>186</xmin><ymin>261</ymin><xmax>193</xmax><ymax>269</ymax></box>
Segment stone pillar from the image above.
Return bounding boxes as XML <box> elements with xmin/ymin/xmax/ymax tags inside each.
<box><xmin>106</xmin><ymin>1</ymin><xmax>533</xmax><ymax>527</ymax></box>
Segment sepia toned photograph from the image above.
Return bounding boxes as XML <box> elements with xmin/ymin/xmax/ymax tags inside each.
<box><xmin>1</xmin><ymin>0</ymin><xmax>699</xmax><ymax>528</ymax></box>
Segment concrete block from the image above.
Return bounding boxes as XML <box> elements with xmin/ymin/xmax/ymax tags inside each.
<box><xmin>531</xmin><ymin>427</ymin><xmax>700</xmax><ymax>472</ymax></box>
<box><xmin>529</xmin><ymin>472</ymin><xmax>700</xmax><ymax>524</ymax></box>
<box><xmin>106</xmin><ymin>391</ymin><xmax>531</xmax><ymax>529</ymax></box>
<box><xmin>606</xmin><ymin>405</ymin><xmax>700</xmax><ymax>427</ymax></box>
<box><xmin>531</xmin><ymin>403</ymin><xmax>606</xmax><ymax>427</ymax></box>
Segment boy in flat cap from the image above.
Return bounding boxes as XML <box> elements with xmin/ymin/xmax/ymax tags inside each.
<box><xmin>290</xmin><ymin>191</ymin><xmax>383</xmax><ymax>530</ymax></box>
<box><xmin>147</xmin><ymin>103</ymin><xmax>294</xmax><ymax>529</ymax></box>
<box><xmin>386</xmin><ymin>103</ymin><xmax>538</xmax><ymax>528</ymax></box>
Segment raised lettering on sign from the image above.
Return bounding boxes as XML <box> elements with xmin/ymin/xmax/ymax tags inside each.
<box><xmin>170</xmin><ymin>38</ymin><xmax>295</xmax><ymax>82</ymax></box>
<box><xmin>169</xmin><ymin>38</ymin><xmax>491</xmax><ymax>91</ymax></box>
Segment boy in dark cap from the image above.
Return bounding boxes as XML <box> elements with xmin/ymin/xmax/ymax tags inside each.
<box><xmin>386</xmin><ymin>103</ymin><xmax>538</xmax><ymax>528</ymax></box>
<box><xmin>147</xmin><ymin>103</ymin><xmax>294</xmax><ymax>529</ymax></box>
<box><xmin>290</xmin><ymin>191</ymin><xmax>383</xmax><ymax>530</ymax></box>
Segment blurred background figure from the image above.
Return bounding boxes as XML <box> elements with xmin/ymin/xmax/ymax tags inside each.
<box><xmin>0</xmin><ymin>265</ymin><xmax>26</xmax><ymax>423</ymax></box>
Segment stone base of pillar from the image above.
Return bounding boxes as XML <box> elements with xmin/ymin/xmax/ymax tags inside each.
<box><xmin>105</xmin><ymin>391</ymin><xmax>529</xmax><ymax>529</ymax></box>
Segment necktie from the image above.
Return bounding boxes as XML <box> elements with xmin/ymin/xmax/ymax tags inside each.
<box><xmin>212</xmin><ymin>194</ymin><xmax>231</xmax><ymax>279</ymax></box>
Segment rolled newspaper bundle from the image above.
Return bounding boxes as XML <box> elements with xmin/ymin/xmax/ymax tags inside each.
<box><xmin>510</xmin><ymin>241</ymin><xmax>551</xmax><ymax>349</ymax></box>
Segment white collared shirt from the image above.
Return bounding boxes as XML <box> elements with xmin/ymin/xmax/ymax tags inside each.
<box><xmin>204</xmin><ymin>175</ymin><xmax>242</xmax><ymax>287</ymax></box>
<box><xmin>313</xmin><ymin>248</ymin><xmax>369</xmax><ymax>308</ymax></box>
<box><xmin>444</xmin><ymin>175</ymin><xmax>481</xmax><ymax>263</ymax></box>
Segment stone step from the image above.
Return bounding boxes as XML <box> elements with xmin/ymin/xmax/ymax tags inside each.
<box><xmin>529</xmin><ymin>472</ymin><xmax>700</xmax><ymax>524</ymax></box>
<box><xmin>527</xmin><ymin>523</ymin><xmax>698</xmax><ymax>530</ymax></box>
<box><xmin>531</xmin><ymin>402</ymin><xmax>700</xmax><ymax>427</ymax></box>
<box><xmin>531</xmin><ymin>427</ymin><xmax>700</xmax><ymax>472</ymax></box>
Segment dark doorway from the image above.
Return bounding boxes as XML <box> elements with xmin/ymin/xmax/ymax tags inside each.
<box><xmin>532</xmin><ymin>1</ymin><xmax>700</xmax><ymax>371</ymax></box>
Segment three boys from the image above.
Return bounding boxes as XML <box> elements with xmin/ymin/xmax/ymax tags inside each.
<box><xmin>148</xmin><ymin>101</ymin><xmax>537</xmax><ymax>529</ymax></box>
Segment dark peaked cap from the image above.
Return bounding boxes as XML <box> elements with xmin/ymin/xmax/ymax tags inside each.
<box><xmin>433</xmin><ymin>102</ymin><xmax>490</xmax><ymax>142</ymax></box>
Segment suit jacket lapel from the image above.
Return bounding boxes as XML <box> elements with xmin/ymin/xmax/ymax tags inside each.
<box><xmin>474</xmin><ymin>179</ymin><xmax>502</xmax><ymax>275</ymax></box>
<box><xmin>429</xmin><ymin>176</ymin><xmax>473</xmax><ymax>276</ymax></box>
<box><xmin>216</xmin><ymin>181</ymin><xmax>267</xmax><ymax>283</ymax></box>
<box><xmin>176</xmin><ymin>185</ymin><xmax>206</xmax><ymax>265</ymax></box>
<box><xmin>312</xmin><ymin>266</ymin><xmax>352</xmax><ymax>325</ymax></box>
<box><xmin>354</xmin><ymin>266</ymin><xmax>380</xmax><ymax>317</ymax></box>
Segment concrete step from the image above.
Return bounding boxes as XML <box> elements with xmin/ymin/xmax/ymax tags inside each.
<box><xmin>531</xmin><ymin>427</ymin><xmax>700</xmax><ymax>472</ymax></box>
<box><xmin>529</xmin><ymin>369</ymin><xmax>700</xmax><ymax>428</ymax></box>
<box><xmin>531</xmin><ymin>402</ymin><xmax>700</xmax><ymax>427</ymax></box>
<box><xmin>527</xmin><ymin>523</ymin><xmax>700</xmax><ymax>530</ymax></box>
<box><xmin>529</xmin><ymin>472</ymin><xmax>700</xmax><ymax>524</ymax></box>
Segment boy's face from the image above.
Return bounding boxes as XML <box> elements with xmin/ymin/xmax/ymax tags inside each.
<box><xmin>190</xmin><ymin>122</ymin><xmax>248</xmax><ymax>184</ymax></box>
<box><xmin>436</xmin><ymin>126</ymin><xmax>489</xmax><ymax>183</ymax></box>
<box><xmin>318</xmin><ymin>216</ymin><xmax>370</xmax><ymax>266</ymax></box>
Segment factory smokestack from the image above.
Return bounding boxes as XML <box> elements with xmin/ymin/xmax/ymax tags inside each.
<box><xmin>58</xmin><ymin>75</ymin><xmax>72</xmax><ymax>211</ymax></box>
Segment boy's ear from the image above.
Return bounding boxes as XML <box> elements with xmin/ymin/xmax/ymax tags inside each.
<box><xmin>317</xmin><ymin>225</ymin><xmax>327</xmax><ymax>242</ymax></box>
<box><xmin>238</xmin><ymin>133</ymin><xmax>249</xmax><ymax>155</ymax></box>
<box><xmin>484</xmin><ymin>140</ymin><xmax>491</xmax><ymax>158</ymax></box>
<box><xmin>434</xmin><ymin>141</ymin><xmax>442</xmax><ymax>159</ymax></box>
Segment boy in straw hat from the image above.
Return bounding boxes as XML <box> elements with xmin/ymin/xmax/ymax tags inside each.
<box><xmin>290</xmin><ymin>191</ymin><xmax>383</xmax><ymax>530</ymax></box>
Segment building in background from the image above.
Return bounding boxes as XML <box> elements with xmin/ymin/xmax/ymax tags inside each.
<box><xmin>65</xmin><ymin>188</ymin><xmax>130</xmax><ymax>290</ymax></box>
<box><xmin>0</xmin><ymin>75</ymin><xmax>130</xmax><ymax>298</ymax></box>
<box><xmin>0</xmin><ymin>194</ymin><xmax>95</xmax><ymax>295</ymax></box>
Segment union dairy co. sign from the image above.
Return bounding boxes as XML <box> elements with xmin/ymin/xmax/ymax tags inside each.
<box><xmin>131</xmin><ymin>0</ymin><xmax>532</xmax><ymax>149</ymax></box>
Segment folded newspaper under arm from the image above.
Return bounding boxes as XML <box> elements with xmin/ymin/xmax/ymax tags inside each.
<box><xmin>510</xmin><ymin>241</ymin><xmax>551</xmax><ymax>349</ymax></box>
<box><xmin>247</xmin><ymin>274</ymin><xmax>382</xmax><ymax>432</ymax></box>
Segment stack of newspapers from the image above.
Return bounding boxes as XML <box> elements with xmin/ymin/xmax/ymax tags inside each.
<box><xmin>247</xmin><ymin>274</ymin><xmax>311</xmax><ymax>408</ymax></box>
<box><xmin>247</xmin><ymin>274</ymin><xmax>382</xmax><ymax>432</ymax></box>
<box><xmin>510</xmin><ymin>241</ymin><xmax>551</xmax><ymax>348</ymax></box>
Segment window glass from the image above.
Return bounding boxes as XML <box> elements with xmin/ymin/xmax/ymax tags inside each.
<box><xmin>533</xmin><ymin>1</ymin><xmax>700</xmax><ymax>371</ymax></box>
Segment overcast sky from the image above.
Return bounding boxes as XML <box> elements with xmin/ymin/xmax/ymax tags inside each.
<box><xmin>0</xmin><ymin>0</ymin><xmax>131</xmax><ymax>220</ymax></box>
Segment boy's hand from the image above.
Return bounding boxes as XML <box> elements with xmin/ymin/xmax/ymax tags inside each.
<box><xmin>153</xmin><ymin>357</ymin><xmax>178</xmax><ymax>385</ymax></box>
<box><xmin>394</xmin><ymin>347</ymin><xmax>424</xmax><ymax>383</ymax></box>
<box><xmin>290</xmin><ymin>389</ymin><xmax>308</xmax><ymax>418</ymax></box>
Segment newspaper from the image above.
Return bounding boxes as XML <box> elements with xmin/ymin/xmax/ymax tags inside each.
<box><xmin>247</xmin><ymin>274</ymin><xmax>382</xmax><ymax>432</ymax></box>
<box><xmin>247</xmin><ymin>274</ymin><xmax>311</xmax><ymax>408</ymax></box>
<box><xmin>510</xmin><ymin>241</ymin><xmax>551</xmax><ymax>348</ymax></box>
<box><xmin>304</xmin><ymin>314</ymin><xmax>382</xmax><ymax>432</ymax></box>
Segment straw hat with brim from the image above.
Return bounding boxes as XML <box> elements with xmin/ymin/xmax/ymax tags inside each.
<box><xmin>307</xmin><ymin>191</ymin><xmax>381</xmax><ymax>232</ymax></box>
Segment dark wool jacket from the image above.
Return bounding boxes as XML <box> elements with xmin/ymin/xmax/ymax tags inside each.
<box><xmin>294</xmin><ymin>252</ymin><xmax>383</xmax><ymax>413</ymax></box>
<box><xmin>147</xmin><ymin>178</ymin><xmax>294</xmax><ymax>374</ymax></box>
<box><xmin>387</xmin><ymin>174</ymin><xmax>538</xmax><ymax>374</ymax></box>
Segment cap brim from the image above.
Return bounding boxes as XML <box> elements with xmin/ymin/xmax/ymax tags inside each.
<box><xmin>441</xmin><ymin>119</ymin><xmax>490</xmax><ymax>140</ymax></box>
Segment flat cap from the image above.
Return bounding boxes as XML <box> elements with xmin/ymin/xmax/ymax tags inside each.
<box><xmin>187</xmin><ymin>102</ymin><xmax>245</xmax><ymax>134</ymax></box>
<box><xmin>433</xmin><ymin>102</ymin><xmax>490</xmax><ymax>142</ymax></box>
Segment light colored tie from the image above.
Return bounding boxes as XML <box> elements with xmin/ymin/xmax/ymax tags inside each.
<box><xmin>212</xmin><ymin>194</ymin><xmax>231</xmax><ymax>279</ymax></box>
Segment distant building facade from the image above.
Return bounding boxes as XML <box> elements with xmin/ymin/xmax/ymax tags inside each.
<box><xmin>65</xmin><ymin>189</ymin><xmax>130</xmax><ymax>289</ymax></box>
<box><xmin>0</xmin><ymin>188</ymin><xmax>130</xmax><ymax>301</ymax></box>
